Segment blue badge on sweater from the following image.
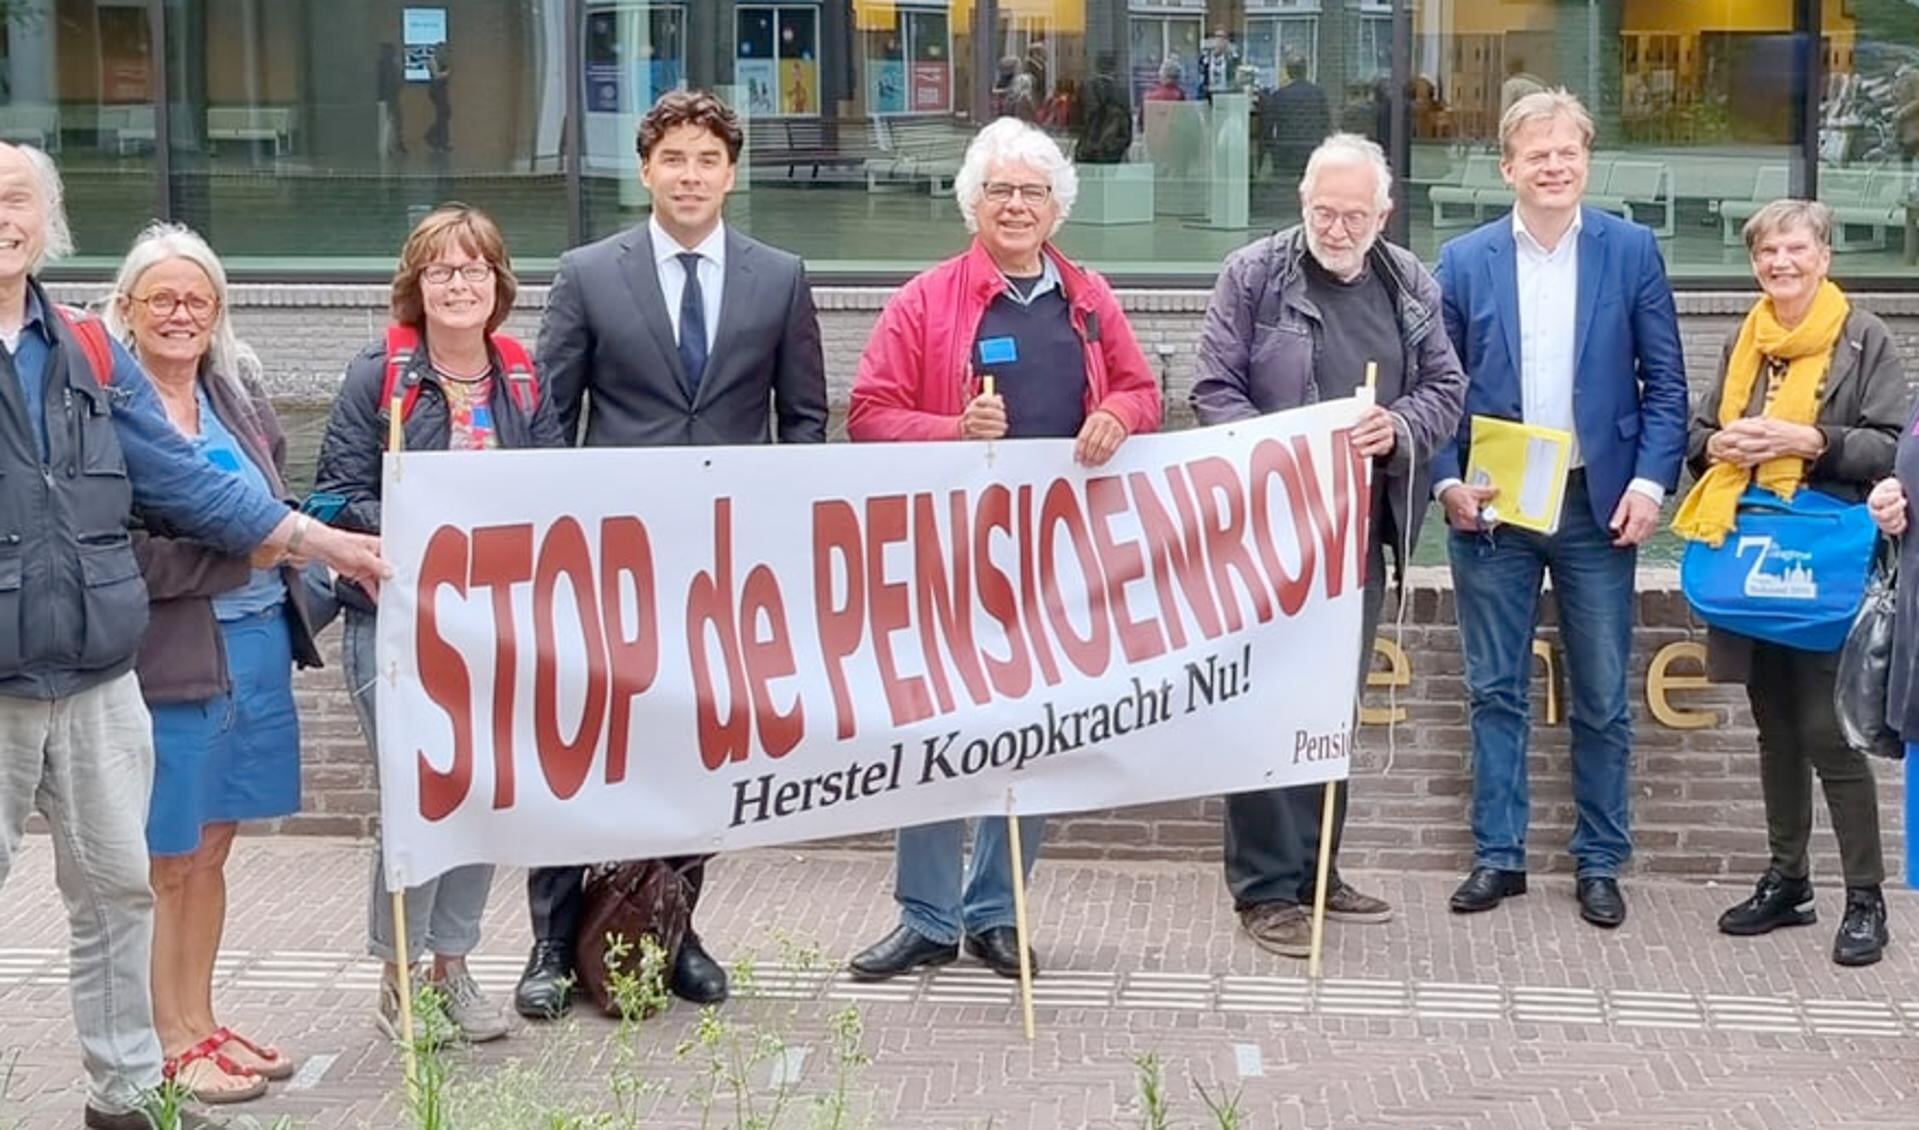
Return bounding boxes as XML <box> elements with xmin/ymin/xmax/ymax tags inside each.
<box><xmin>205</xmin><ymin>448</ymin><xmax>242</xmax><ymax>473</ymax></box>
<box><xmin>977</xmin><ymin>336</ymin><xmax>1018</xmax><ymax>366</ymax></box>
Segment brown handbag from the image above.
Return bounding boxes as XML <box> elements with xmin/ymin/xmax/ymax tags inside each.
<box><xmin>573</xmin><ymin>860</ymin><xmax>693</xmax><ymax>1017</ymax></box>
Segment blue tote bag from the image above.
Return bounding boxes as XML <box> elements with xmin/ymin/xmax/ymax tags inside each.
<box><xmin>1679</xmin><ymin>485</ymin><xmax>1878</xmax><ymax>652</ymax></box>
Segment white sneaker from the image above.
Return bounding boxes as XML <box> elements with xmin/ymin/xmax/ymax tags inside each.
<box><xmin>430</xmin><ymin>966</ymin><xmax>511</xmax><ymax>1043</ymax></box>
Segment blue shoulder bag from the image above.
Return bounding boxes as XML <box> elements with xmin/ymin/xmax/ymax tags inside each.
<box><xmin>1679</xmin><ymin>485</ymin><xmax>1878</xmax><ymax>652</ymax></box>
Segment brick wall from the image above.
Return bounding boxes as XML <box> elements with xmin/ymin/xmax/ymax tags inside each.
<box><xmin>58</xmin><ymin>283</ymin><xmax>1919</xmax><ymax>880</ymax></box>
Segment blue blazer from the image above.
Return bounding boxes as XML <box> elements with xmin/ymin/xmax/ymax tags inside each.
<box><xmin>1431</xmin><ymin>207</ymin><xmax>1690</xmax><ymax>530</ymax></box>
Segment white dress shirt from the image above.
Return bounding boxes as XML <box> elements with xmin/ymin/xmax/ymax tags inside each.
<box><xmin>1513</xmin><ymin>208</ymin><xmax>1581</xmax><ymax>466</ymax></box>
<box><xmin>1436</xmin><ymin>209</ymin><xmax>1664</xmax><ymax>510</ymax></box>
<box><xmin>650</xmin><ymin>214</ymin><xmax>725</xmax><ymax>353</ymax></box>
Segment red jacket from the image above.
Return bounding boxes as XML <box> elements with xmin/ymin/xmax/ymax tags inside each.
<box><xmin>847</xmin><ymin>240</ymin><xmax>1163</xmax><ymax>442</ymax></box>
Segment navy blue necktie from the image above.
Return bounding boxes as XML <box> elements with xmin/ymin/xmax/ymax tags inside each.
<box><xmin>676</xmin><ymin>252</ymin><xmax>708</xmax><ymax>401</ymax></box>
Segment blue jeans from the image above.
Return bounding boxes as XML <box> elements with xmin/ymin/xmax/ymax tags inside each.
<box><xmin>1448</xmin><ymin>475</ymin><xmax>1636</xmax><ymax>878</ymax></box>
<box><xmin>895</xmin><ymin>815</ymin><xmax>1046</xmax><ymax>945</ymax></box>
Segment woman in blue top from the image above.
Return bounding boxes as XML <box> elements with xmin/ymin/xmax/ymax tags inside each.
<box><xmin>106</xmin><ymin>223</ymin><xmax>327</xmax><ymax>1105</ymax></box>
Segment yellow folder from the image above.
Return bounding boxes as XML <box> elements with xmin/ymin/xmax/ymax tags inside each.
<box><xmin>1464</xmin><ymin>415</ymin><xmax>1573</xmax><ymax>534</ymax></box>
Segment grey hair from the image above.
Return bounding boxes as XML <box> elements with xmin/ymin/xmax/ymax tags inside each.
<box><xmin>102</xmin><ymin>222</ymin><xmax>261</xmax><ymax>400</ymax></box>
<box><xmin>2</xmin><ymin>143</ymin><xmax>74</xmax><ymax>269</ymax></box>
<box><xmin>1299</xmin><ymin>132</ymin><xmax>1394</xmax><ymax>212</ymax></box>
<box><xmin>1742</xmin><ymin>198</ymin><xmax>1833</xmax><ymax>254</ymax></box>
<box><xmin>1498</xmin><ymin>87</ymin><xmax>1594</xmax><ymax>158</ymax></box>
<box><xmin>954</xmin><ymin>117</ymin><xmax>1078</xmax><ymax>236</ymax></box>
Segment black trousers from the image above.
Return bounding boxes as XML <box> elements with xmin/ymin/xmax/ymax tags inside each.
<box><xmin>1747</xmin><ymin>643</ymin><xmax>1885</xmax><ymax>888</ymax></box>
<box><xmin>1223</xmin><ymin>542</ymin><xmax>1387</xmax><ymax>910</ymax></box>
<box><xmin>527</xmin><ymin>855</ymin><xmax>708</xmax><ymax>949</ymax></box>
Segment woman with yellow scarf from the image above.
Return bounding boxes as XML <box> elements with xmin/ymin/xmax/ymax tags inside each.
<box><xmin>1676</xmin><ymin>199</ymin><xmax>1908</xmax><ymax>967</ymax></box>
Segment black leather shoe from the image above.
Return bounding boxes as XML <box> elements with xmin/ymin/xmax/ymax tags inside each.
<box><xmin>514</xmin><ymin>939</ymin><xmax>575</xmax><ymax>1020</ymax></box>
<box><xmin>672</xmin><ymin>934</ymin><xmax>729</xmax><ymax>1004</ymax></box>
<box><xmin>1577</xmin><ymin>877</ymin><xmax>1627</xmax><ymax>928</ymax></box>
<box><xmin>1449</xmin><ymin>867</ymin><xmax>1527</xmax><ymax>913</ymax></box>
<box><xmin>1718</xmin><ymin>869</ymin><xmax>1817</xmax><ymax>936</ymax></box>
<box><xmin>848</xmin><ymin>925</ymin><xmax>960</xmax><ymax>981</ymax></box>
<box><xmin>965</xmin><ymin>926</ymin><xmax>1039</xmax><ymax>979</ymax></box>
<box><xmin>1833</xmin><ymin>886</ymin><xmax>1889</xmax><ymax>967</ymax></box>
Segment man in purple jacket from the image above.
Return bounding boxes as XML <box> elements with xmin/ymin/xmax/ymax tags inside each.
<box><xmin>1191</xmin><ymin>133</ymin><xmax>1466</xmax><ymax>958</ymax></box>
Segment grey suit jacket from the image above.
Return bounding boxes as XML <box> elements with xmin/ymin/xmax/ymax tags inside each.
<box><xmin>538</xmin><ymin>223</ymin><xmax>828</xmax><ymax>448</ymax></box>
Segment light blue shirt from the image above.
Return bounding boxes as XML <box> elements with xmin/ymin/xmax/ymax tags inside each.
<box><xmin>194</xmin><ymin>385</ymin><xmax>286</xmax><ymax>620</ymax></box>
<box><xmin>650</xmin><ymin>214</ymin><xmax>725</xmax><ymax>351</ymax></box>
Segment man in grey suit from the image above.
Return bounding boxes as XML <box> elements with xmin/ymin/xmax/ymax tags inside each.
<box><xmin>514</xmin><ymin>89</ymin><xmax>828</xmax><ymax>1019</ymax></box>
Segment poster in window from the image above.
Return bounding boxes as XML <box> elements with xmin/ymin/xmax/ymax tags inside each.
<box><xmin>782</xmin><ymin>58</ymin><xmax>818</xmax><ymax>115</ymax></box>
<box><xmin>403</xmin><ymin>8</ymin><xmax>449</xmax><ymax>82</ymax></box>
<box><xmin>779</xmin><ymin>8</ymin><xmax>819</xmax><ymax>116</ymax></box>
<box><xmin>910</xmin><ymin>62</ymin><xmax>949</xmax><ymax>112</ymax></box>
<box><xmin>584</xmin><ymin>10</ymin><xmax>622</xmax><ymax>112</ymax></box>
<box><xmin>739</xmin><ymin>59</ymin><xmax>777</xmax><ymax>115</ymax></box>
<box><xmin>870</xmin><ymin>59</ymin><xmax>907</xmax><ymax>113</ymax></box>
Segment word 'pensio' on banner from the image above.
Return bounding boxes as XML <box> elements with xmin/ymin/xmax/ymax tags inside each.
<box><xmin>405</xmin><ymin>429</ymin><xmax>1372</xmax><ymax>818</ymax></box>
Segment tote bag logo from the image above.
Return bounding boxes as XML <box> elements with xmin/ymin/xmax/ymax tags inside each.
<box><xmin>1735</xmin><ymin>535</ymin><xmax>1819</xmax><ymax>600</ymax></box>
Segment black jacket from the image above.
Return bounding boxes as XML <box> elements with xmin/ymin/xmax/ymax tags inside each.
<box><xmin>313</xmin><ymin>334</ymin><xmax>568</xmax><ymax>610</ymax></box>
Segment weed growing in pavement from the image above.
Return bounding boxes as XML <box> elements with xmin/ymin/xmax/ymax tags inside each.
<box><xmin>1133</xmin><ymin>1051</ymin><xmax>1249</xmax><ymax>1130</ymax></box>
<box><xmin>1133</xmin><ymin>1052</ymin><xmax>1173</xmax><ymax>1130</ymax></box>
<box><xmin>0</xmin><ymin>1049</ymin><xmax>23</xmax><ymax>1130</ymax></box>
<box><xmin>1193</xmin><ymin>1078</ymin><xmax>1245</xmax><ymax>1129</ymax></box>
<box><xmin>139</xmin><ymin>1077</ymin><xmax>297</xmax><ymax>1130</ymax></box>
<box><xmin>396</xmin><ymin>933</ymin><xmax>873</xmax><ymax>1130</ymax></box>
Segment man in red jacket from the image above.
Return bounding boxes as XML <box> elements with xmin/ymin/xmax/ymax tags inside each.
<box><xmin>843</xmin><ymin>117</ymin><xmax>1161</xmax><ymax>982</ymax></box>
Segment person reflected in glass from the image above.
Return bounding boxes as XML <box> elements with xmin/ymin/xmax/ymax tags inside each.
<box><xmin>314</xmin><ymin>204</ymin><xmax>563</xmax><ymax>1042</ymax></box>
<box><xmin>425</xmin><ymin>42</ymin><xmax>452</xmax><ymax>153</ymax></box>
<box><xmin>1262</xmin><ymin>55</ymin><xmax>1329</xmax><ymax>183</ymax></box>
<box><xmin>106</xmin><ymin>223</ymin><xmax>328</xmax><ymax>1106</ymax></box>
<box><xmin>844</xmin><ymin>118</ymin><xmax>1162</xmax><ymax>982</ymax></box>
<box><xmin>1680</xmin><ymin>200</ymin><xmax>1907</xmax><ymax>966</ymax></box>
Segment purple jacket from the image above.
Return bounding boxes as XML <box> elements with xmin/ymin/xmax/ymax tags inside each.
<box><xmin>1192</xmin><ymin>227</ymin><xmax>1467</xmax><ymax>574</ymax></box>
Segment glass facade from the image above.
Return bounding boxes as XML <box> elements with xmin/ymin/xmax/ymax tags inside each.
<box><xmin>3</xmin><ymin>0</ymin><xmax>1913</xmax><ymax>282</ymax></box>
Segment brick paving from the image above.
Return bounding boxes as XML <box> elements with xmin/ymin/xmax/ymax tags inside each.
<box><xmin>3</xmin><ymin>838</ymin><xmax>1917</xmax><ymax>1129</ymax></box>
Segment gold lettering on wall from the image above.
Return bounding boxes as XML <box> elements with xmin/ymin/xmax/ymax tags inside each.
<box><xmin>1355</xmin><ymin>634</ymin><xmax>1729</xmax><ymax>731</ymax></box>
<box><xmin>1531</xmin><ymin>638</ymin><xmax>1560</xmax><ymax>725</ymax></box>
<box><xmin>1360</xmin><ymin>637</ymin><xmax>1411</xmax><ymax>725</ymax></box>
<box><xmin>1648</xmin><ymin>641</ymin><xmax>1721</xmax><ymax>730</ymax></box>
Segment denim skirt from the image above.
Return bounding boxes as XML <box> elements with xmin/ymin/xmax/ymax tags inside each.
<box><xmin>146</xmin><ymin>606</ymin><xmax>302</xmax><ymax>855</ymax></box>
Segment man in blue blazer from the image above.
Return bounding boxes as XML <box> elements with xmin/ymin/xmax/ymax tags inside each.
<box><xmin>1431</xmin><ymin>90</ymin><xmax>1688</xmax><ymax>929</ymax></box>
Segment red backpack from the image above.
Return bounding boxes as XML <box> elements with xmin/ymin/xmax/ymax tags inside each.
<box><xmin>379</xmin><ymin>323</ymin><xmax>539</xmax><ymax>449</ymax></box>
<box><xmin>55</xmin><ymin>305</ymin><xmax>113</xmax><ymax>386</ymax></box>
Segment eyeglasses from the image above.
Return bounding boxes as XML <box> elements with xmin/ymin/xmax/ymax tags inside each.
<box><xmin>982</xmin><ymin>182</ymin><xmax>1053</xmax><ymax>205</ymax></box>
<box><xmin>421</xmin><ymin>261</ymin><xmax>494</xmax><ymax>286</ymax></box>
<box><xmin>1307</xmin><ymin>206</ymin><xmax>1378</xmax><ymax>234</ymax></box>
<box><xmin>130</xmin><ymin>291</ymin><xmax>218</xmax><ymax>322</ymax></box>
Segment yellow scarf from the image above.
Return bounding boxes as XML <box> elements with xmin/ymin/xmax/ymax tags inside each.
<box><xmin>1672</xmin><ymin>280</ymin><xmax>1848</xmax><ymax>547</ymax></box>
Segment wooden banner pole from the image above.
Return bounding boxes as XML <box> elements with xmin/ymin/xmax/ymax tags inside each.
<box><xmin>1313</xmin><ymin>367</ymin><xmax>1379</xmax><ymax>980</ymax></box>
<box><xmin>1005</xmin><ymin>792</ymin><xmax>1037</xmax><ymax>1041</ymax></box>
<box><xmin>390</xmin><ymin>887</ymin><xmax>421</xmax><ymax>1094</ymax></box>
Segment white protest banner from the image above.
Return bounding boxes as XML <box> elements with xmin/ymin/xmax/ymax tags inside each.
<box><xmin>375</xmin><ymin>399</ymin><xmax>1370</xmax><ymax>886</ymax></box>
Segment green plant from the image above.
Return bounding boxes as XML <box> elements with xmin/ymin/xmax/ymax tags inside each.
<box><xmin>396</xmin><ymin>979</ymin><xmax>462</xmax><ymax>1130</ymax></box>
<box><xmin>1194</xmin><ymin>1077</ymin><xmax>1244</xmax><ymax>1130</ymax></box>
<box><xmin>139</xmin><ymin>1079</ymin><xmax>299</xmax><ymax>1130</ymax></box>
<box><xmin>388</xmin><ymin>933</ymin><xmax>874</xmax><ymax>1130</ymax></box>
<box><xmin>1134</xmin><ymin>1052</ymin><xmax>1172</xmax><ymax>1130</ymax></box>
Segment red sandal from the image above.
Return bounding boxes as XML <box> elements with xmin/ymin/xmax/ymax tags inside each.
<box><xmin>162</xmin><ymin>1033</ymin><xmax>267</xmax><ymax>1104</ymax></box>
<box><xmin>211</xmin><ymin>1025</ymin><xmax>297</xmax><ymax>1081</ymax></box>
